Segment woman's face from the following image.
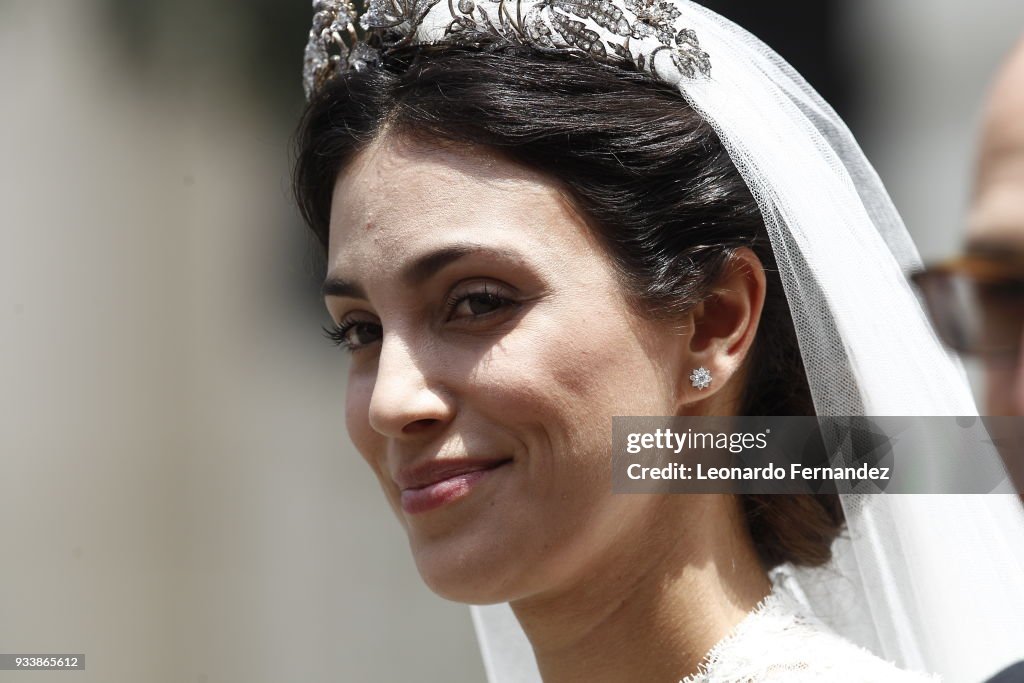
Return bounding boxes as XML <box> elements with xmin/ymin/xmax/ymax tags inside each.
<box><xmin>324</xmin><ymin>134</ymin><xmax>695</xmax><ymax>602</ymax></box>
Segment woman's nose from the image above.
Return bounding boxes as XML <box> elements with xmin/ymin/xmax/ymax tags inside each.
<box><xmin>367</xmin><ymin>335</ymin><xmax>453</xmax><ymax>438</ymax></box>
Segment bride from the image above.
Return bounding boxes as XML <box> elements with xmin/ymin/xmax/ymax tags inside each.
<box><xmin>294</xmin><ymin>1</ymin><xmax>1024</xmax><ymax>681</ymax></box>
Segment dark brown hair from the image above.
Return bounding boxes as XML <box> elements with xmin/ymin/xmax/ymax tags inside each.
<box><xmin>293</xmin><ymin>44</ymin><xmax>844</xmax><ymax>569</ymax></box>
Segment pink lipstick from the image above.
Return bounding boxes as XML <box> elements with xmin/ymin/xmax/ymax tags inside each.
<box><xmin>397</xmin><ymin>458</ymin><xmax>512</xmax><ymax>515</ymax></box>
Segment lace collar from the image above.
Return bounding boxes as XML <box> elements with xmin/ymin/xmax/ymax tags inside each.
<box><xmin>677</xmin><ymin>579</ymin><xmax>939</xmax><ymax>683</ymax></box>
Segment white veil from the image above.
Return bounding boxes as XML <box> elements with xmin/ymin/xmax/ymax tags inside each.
<box><xmin>452</xmin><ymin>4</ymin><xmax>1024</xmax><ymax>682</ymax></box>
<box><xmin>302</xmin><ymin>1</ymin><xmax>1024</xmax><ymax>680</ymax></box>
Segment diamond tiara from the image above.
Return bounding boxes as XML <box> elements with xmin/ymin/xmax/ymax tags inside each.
<box><xmin>302</xmin><ymin>0</ymin><xmax>711</xmax><ymax>100</ymax></box>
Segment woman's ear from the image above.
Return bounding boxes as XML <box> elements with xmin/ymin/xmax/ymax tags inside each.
<box><xmin>676</xmin><ymin>247</ymin><xmax>767</xmax><ymax>414</ymax></box>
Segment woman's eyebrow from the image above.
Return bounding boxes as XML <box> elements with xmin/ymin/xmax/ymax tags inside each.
<box><xmin>321</xmin><ymin>243</ymin><xmax>523</xmax><ymax>299</ymax></box>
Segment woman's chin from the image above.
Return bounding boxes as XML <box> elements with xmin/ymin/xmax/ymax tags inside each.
<box><xmin>422</xmin><ymin>574</ymin><xmax>511</xmax><ymax>604</ymax></box>
<box><xmin>409</xmin><ymin>538</ymin><xmax>531</xmax><ymax>604</ymax></box>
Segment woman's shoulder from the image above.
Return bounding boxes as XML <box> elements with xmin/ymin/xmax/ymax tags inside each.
<box><xmin>680</xmin><ymin>584</ymin><xmax>939</xmax><ymax>683</ymax></box>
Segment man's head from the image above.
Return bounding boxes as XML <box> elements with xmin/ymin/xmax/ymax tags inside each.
<box><xmin>915</xmin><ymin>38</ymin><xmax>1024</xmax><ymax>417</ymax></box>
<box><xmin>970</xmin><ymin>38</ymin><xmax>1024</xmax><ymax>252</ymax></box>
<box><xmin>912</xmin><ymin>38</ymin><xmax>1024</xmax><ymax>498</ymax></box>
<box><xmin>967</xmin><ymin>38</ymin><xmax>1024</xmax><ymax>416</ymax></box>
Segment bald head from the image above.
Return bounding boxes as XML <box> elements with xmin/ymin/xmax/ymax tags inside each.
<box><xmin>958</xmin><ymin>37</ymin><xmax>1024</xmax><ymax>421</ymax></box>
<box><xmin>969</xmin><ymin>38</ymin><xmax>1024</xmax><ymax>246</ymax></box>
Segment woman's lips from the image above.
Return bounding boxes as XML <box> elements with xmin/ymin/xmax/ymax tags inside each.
<box><xmin>398</xmin><ymin>458</ymin><xmax>512</xmax><ymax>515</ymax></box>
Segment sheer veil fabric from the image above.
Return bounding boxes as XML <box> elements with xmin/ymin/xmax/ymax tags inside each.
<box><xmin>453</xmin><ymin>4</ymin><xmax>1024</xmax><ymax>682</ymax></box>
<box><xmin>302</xmin><ymin>0</ymin><xmax>1024</xmax><ymax>679</ymax></box>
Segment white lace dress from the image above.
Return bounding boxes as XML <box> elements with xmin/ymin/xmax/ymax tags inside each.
<box><xmin>679</xmin><ymin>580</ymin><xmax>940</xmax><ymax>683</ymax></box>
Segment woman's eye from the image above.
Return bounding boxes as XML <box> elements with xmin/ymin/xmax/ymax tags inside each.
<box><xmin>455</xmin><ymin>293</ymin><xmax>504</xmax><ymax>317</ymax></box>
<box><xmin>322</xmin><ymin>320</ymin><xmax>382</xmax><ymax>353</ymax></box>
<box><xmin>324</xmin><ymin>285</ymin><xmax>517</xmax><ymax>353</ymax></box>
<box><xmin>448</xmin><ymin>285</ymin><xmax>517</xmax><ymax>321</ymax></box>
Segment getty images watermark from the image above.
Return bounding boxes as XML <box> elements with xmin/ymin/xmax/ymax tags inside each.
<box><xmin>612</xmin><ymin>416</ymin><xmax>1024</xmax><ymax>494</ymax></box>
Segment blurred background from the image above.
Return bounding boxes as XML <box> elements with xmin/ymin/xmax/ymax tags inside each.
<box><xmin>1</xmin><ymin>1</ymin><xmax>1023</xmax><ymax>681</ymax></box>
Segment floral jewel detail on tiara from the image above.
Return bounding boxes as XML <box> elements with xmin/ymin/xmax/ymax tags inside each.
<box><xmin>303</xmin><ymin>0</ymin><xmax>711</xmax><ymax>100</ymax></box>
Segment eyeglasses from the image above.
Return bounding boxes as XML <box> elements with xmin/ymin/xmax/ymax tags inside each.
<box><xmin>911</xmin><ymin>253</ymin><xmax>1024</xmax><ymax>358</ymax></box>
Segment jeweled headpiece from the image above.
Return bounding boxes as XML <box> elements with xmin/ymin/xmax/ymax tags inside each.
<box><xmin>302</xmin><ymin>0</ymin><xmax>711</xmax><ymax>99</ymax></box>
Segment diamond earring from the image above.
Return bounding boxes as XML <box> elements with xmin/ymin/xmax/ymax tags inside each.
<box><xmin>690</xmin><ymin>366</ymin><xmax>712</xmax><ymax>390</ymax></box>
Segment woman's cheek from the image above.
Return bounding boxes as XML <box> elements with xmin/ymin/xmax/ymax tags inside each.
<box><xmin>344</xmin><ymin>366</ymin><xmax>382</xmax><ymax>467</ymax></box>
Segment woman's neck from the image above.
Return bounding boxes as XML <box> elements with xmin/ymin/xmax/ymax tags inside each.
<box><xmin>509</xmin><ymin>495</ymin><xmax>771</xmax><ymax>683</ymax></box>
